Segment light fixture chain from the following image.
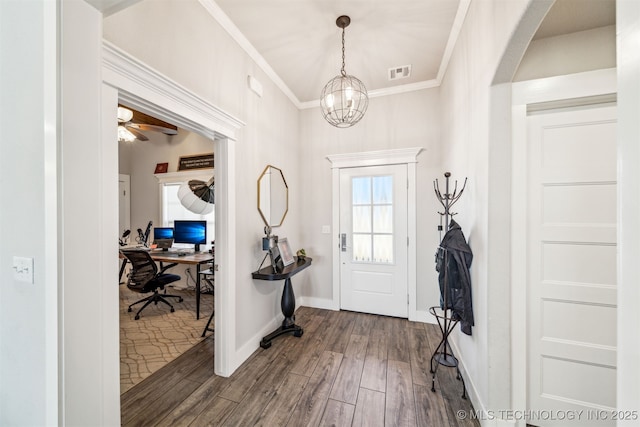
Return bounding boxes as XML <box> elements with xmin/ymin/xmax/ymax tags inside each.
<box><xmin>341</xmin><ymin>27</ymin><xmax>346</xmax><ymax>77</ymax></box>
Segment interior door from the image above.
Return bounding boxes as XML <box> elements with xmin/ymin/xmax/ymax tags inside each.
<box><xmin>119</xmin><ymin>174</ymin><xmax>131</xmax><ymax>236</ymax></box>
<box><xmin>339</xmin><ymin>164</ymin><xmax>408</xmax><ymax>317</ymax></box>
<box><xmin>527</xmin><ymin>104</ymin><xmax>617</xmax><ymax>426</ymax></box>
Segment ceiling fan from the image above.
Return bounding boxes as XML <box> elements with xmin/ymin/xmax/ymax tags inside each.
<box><xmin>117</xmin><ymin>105</ymin><xmax>178</xmax><ymax>142</ymax></box>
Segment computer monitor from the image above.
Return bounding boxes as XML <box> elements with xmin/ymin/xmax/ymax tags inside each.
<box><xmin>173</xmin><ymin>220</ymin><xmax>207</xmax><ymax>252</ymax></box>
<box><xmin>153</xmin><ymin>227</ymin><xmax>174</xmax><ymax>251</ymax></box>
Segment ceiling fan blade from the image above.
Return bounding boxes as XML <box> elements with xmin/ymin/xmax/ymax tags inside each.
<box><xmin>130</xmin><ymin>123</ymin><xmax>179</xmax><ymax>135</ymax></box>
<box><xmin>125</xmin><ymin>126</ymin><xmax>149</xmax><ymax>141</ymax></box>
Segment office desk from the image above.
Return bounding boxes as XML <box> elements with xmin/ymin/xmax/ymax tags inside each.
<box><xmin>120</xmin><ymin>250</ymin><xmax>214</xmax><ymax>320</ymax></box>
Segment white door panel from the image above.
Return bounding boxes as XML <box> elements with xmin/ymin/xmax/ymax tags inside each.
<box><xmin>118</xmin><ymin>174</ymin><xmax>131</xmax><ymax>235</ymax></box>
<box><xmin>527</xmin><ymin>105</ymin><xmax>617</xmax><ymax>426</ymax></box>
<box><xmin>340</xmin><ymin>165</ymin><xmax>408</xmax><ymax>317</ymax></box>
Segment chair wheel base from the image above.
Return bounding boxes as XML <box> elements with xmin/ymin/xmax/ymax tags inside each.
<box><xmin>171</xmin><ymin>307</ymin><xmax>175</xmax><ymax>312</ymax></box>
<box><xmin>178</xmin><ymin>297</ymin><xmax>183</xmax><ymax>302</ymax></box>
<box><xmin>128</xmin><ymin>308</ymin><xmax>132</xmax><ymax>312</ymax></box>
<box><xmin>134</xmin><ymin>315</ymin><xmax>140</xmax><ymax>320</ymax></box>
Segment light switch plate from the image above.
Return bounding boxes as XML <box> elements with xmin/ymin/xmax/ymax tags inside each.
<box><xmin>13</xmin><ymin>256</ymin><xmax>34</xmax><ymax>284</ymax></box>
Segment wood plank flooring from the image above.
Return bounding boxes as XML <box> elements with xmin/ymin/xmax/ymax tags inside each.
<box><xmin>121</xmin><ymin>307</ymin><xmax>479</xmax><ymax>426</ymax></box>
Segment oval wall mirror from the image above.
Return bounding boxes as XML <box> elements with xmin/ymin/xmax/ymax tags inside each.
<box><xmin>257</xmin><ymin>165</ymin><xmax>288</xmax><ymax>227</ymax></box>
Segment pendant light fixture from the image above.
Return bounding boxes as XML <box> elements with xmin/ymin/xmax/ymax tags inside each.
<box><xmin>320</xmin><ymin>15</ymin><xmax>368</xmax><ymax>128</ymax></box>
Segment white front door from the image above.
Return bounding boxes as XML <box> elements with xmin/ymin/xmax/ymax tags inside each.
<box><xmin>339</xmin><ymin>164</ymin><xmax>408</xmax><ymax>317</ymax></box>
<box><xmin>527</xmin><ymin>104</ymin><xmax>617</xmax><ymax>426</ymax></box>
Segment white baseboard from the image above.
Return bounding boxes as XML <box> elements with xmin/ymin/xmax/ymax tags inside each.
<box><xmin>447</xmin><ymin>338</ymin><xmax>493</xmax><ymax>427</ymax></box>
<box><xmin>448</xmin><ymin>338</ymin><xmax>520</xmax><ymax>427</ymax></box>
<box><xmin>297</xmin><ymin>296</ymin><xmax>339</xmax><ymax>311</ymax></box>
<box><xmin>232</xmin><ymin>316</ymin><xmax>281</xmax><ymax>370</ymax></box>
<box><xmin>413</xmin><ymin>308</ymin><xmax>437</xmax><ymax>324</ymax></box>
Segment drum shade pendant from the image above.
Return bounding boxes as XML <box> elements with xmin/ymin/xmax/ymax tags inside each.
<box><xmin>320</xmin><ymin>15</ymin><xmax>368</xmax><ymax>128</ymax></box>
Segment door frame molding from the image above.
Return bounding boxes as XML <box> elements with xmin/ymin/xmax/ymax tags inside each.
<box><xmin>102</xmin><ymin>40</ymin><xmax>244</xmax><ymax>377</ymax></box>
<box><xmin>511</xmin><ymin>68</ymin><xmax>616</xmax><ymax>421</ymax></box>
<box><xmin>327</xmin><ymin>147</ymin><xmax>422</xmax><ymax>320</ymax></box>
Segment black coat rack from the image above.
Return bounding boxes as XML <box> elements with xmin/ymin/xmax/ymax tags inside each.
<box><xmin>430</xmin><ymin>172</ymin><xmax>467</xmax><ymax>398</ymax></box>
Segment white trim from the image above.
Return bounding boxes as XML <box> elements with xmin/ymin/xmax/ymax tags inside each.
<box><xmin>326</xmin><ymin>147</ymin><xmax>423</xmax><ymax>169</ymax></box>
<box><xmin>102</xmin><ymin>40</ymin><xmax>244</xmax><ymax>140</ymax></box>
<box><xmin>43</xmin><ymin>1</ymin><xmax>58</xmax><ymax>422</ymax></box>
<box><xmin>511</xmin><ymin>69</ymin><xmax>616</xmax><ymax>424</ymax></box>
<box><xmin>198</xmin><ymin>0</ymin><xmax>469</xmax><ymax>108</ymax></box>
<box><xmin>154</xmin><ymin>169</ymin><xmax>214</xmax><ymax>184</ymax></box>
<box><xmin>299</xmin><ymin>80</ymin><xmax>441</xmax><ymax>110</ymax></box>
<box><xmin>326</xmin><ymin>148</ymin><xmax>423</xmax><ymax>320</ymax></box>
<box><xmin>437</xmin><ymin>0</ymin><xmax>471</xmax><ymax>83</ymax></box>
<box><xmin>413</xmin><ymin>308</ymin><xmax>436</xmax><ymax>325</ymax></box>
<box><xmin>512</xmin><ymin>68</ymin><xmax>616</xmax><ymax>105</ymax></box>
<box><xmin>102</xmin><ymin>41</ymin><xmax>244</xmax><ymax>378</ymax></box>
<box><xmin>197</xmin><ymin>0</ymin><xmax>300</xmax><ymax>108</ymax></box>
<box><xmin>297</xmin><ymin>296</ymin><xmax>339</xmax><ymax>311</ymax></box>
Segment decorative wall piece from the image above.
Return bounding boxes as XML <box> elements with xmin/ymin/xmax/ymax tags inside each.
<box><xmin>178</xmin><ymin>153</ymin><xmax>214</xmax><ymax>171</ymax></box>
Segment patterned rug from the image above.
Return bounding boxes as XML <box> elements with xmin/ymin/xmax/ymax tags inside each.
<box><xmin>119</xmin><ymin>283</ymin><xmax>214</xmax><ymax>394</ymax></box>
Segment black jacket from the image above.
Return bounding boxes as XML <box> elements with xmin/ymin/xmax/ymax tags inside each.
<box><xmin>436</xmin><ymin>219</ymin><xmax>474</xmax><ymax>335</ymax></box>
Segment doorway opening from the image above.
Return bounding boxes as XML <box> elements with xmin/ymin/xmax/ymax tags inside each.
<box><xmin>103</xmin><ymin>42</ymin><xmax>244</xmax><ymax>396</ymax></box>
<box><xmin>117</xmin><ymin>123</ymin><xmax>217</xmax><ymax>392</ymax></box>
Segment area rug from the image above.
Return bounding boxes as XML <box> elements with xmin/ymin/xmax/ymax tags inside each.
<box><xmin>119</xmin><ymin>284</ymin><xmax>214</xmax><ymax>394</ymax></box>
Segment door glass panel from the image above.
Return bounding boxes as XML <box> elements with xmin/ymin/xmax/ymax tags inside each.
<box><xmin>353</xmin><ymin>206</ymin><xmax>372</xmax><ymax>233</ymax></box>
<box><xmin>352</xmin><ymin>177</ymin><xmax>371</xmax><ymax>204</ymax></box>
<box><xmin>373</xmin><ymin>205</ymin><xmax>392</xmax><ymax>233</ymax></box>
<box><xmin>373</xmin><ymin>176</ymin><xmax>393</xmax><ymax>204</ymax></box>
<box><xmin>352</xmin><ymin>175</ymin><xmax>393</xmax><ymax>264</ymax></box>
<box><xmin>373</xmin><ymin>235</ymin><xmax>393</xmax><ymax>263</ymax></box>
<box><xmin>353</xmin><ymin>234</ymin><xmax>372</xmax><ymax>262</ymax></box>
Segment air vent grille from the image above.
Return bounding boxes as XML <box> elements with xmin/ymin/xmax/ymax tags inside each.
<box><xmin>388</xmin><ymin>65</ymin><xmax>412</xmax><ymax>81</ymax></box>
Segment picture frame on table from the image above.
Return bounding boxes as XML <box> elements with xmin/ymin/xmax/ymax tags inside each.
<box><xmin>269</xmin><ymin>244</ymin><xmax>281</xmax><ymax>272</ymax></box>
<box><xmin>278</xmin><ymin>237</ymin><xmax>295</xmax><ymax>267</ymax></box>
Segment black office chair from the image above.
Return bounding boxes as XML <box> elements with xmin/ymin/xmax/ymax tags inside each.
<box><xmin>121</xmin><ymin>249</ymin><xmax>183</xmax><ymax>320</ymax></box>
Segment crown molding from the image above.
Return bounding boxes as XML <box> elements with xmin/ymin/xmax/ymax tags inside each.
<box><xmin>299</xmin><ymin>79</ymin><xmax>441</xmax><ymax>110</ymax></box>
<box><xmin>197</xmin><ymin>0</ymin><xmax>472</xmax><ymax>111</ymax></box>
<box><xmin>102</xmin><ymin>40</ymin><xmax>245</xmax><ymax>141</ymax></box>
<box><xmin>437</xmin><ymin>0</ymin><xmax>471</xmax><ymax>82</ymax></box>
<box><xmin>197</xmin><ymin>0</ymin><xmax>302</xmax><ymax>109</ymax></box>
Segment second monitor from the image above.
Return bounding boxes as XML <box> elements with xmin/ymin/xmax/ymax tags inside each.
<box><xmin>153</xmin><ymin>227</ymin><xmax>174</xmax><ymax>250</ymax></box>
<box><xmin>173</xmin><ymin>220</ymin><xmax>207</xmax><ymax>252</ymax></box>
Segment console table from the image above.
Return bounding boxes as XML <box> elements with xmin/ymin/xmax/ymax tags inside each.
<box><xmin>252</xmin><ymin>257</ymin><xmax>312</xmax><ymax>349</ymax></box>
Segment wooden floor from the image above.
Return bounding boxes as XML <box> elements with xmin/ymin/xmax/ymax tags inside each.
<box><xmin>121</xmin><ymin>307</ymin><xmax>480</xmax><ymax>426</ymax></box>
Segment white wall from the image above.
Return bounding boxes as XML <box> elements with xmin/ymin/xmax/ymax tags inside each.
<box><xmin>437</xmin><ymin>0</ymin><xmax>533</xmax><ymax>420</ymax></box>
<box><xmin>298</xmin><ymin>89</ymin><xmax>443</xmax><ymax>315</ymax></box>
<box><xmin>1</xmin><ymin>0</ymin><xmax>119</xmax><ymax>425</ymax></box>
<box><xmin>514</xmin><ymin>25</ymin><xmax>616</xmax><ymax>82</ymax></box>
<box><xmin>0</xmin><ymin>1</ymin><xmax>58</xmax><ymax>424</ymax></box>
<box><xmin>104</xmin><ymin>0</ymin><xmax>302</xmax><ymax>356</ymax></box>
<box><xmin>616</xmin><ymin>0</ymin><xmax>640</xmax><ymax>420</ymax></box>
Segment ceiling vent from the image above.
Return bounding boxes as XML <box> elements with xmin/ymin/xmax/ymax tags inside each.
<box><xmin>388</xmin><ymin>65</ymin><xmax>412</xmax><ymax>81</ymax></box>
